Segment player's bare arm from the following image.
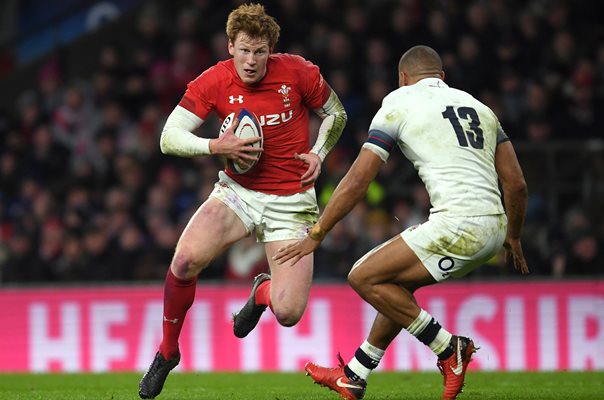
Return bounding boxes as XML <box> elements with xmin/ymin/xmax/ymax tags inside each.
<box><xmin>274</xmin><ymin>148</ymin><xmax>383</xmax><ymax>265</ymax></box>
<box><xmin>298</xmin><ymin>89</ymin><xmax>347</xmax><ymax>186</ymax></box>
<box><xmin>495</xmin><ymin>140</ymin><xmax>530</xmax><ymax>274</ymax></box>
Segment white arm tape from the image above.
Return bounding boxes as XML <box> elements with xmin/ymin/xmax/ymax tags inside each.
<box><xmin>311</xmin><ymin>90</ymin><xmax>347</xmax><ymax>162</ymax></box>
<box><xmin>160</xmin><ymin>105</ymin><xmax>210</xmax><ymax>156</ymax></box>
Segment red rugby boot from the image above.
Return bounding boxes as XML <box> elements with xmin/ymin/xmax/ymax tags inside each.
<box><xmin>305</xmin><ymin>354</ymin><xmax>367</xmax><ymax>400</ymax></box>
<box><xmin>437</xmin><ymin>336</ymin><xmax>477</xmax><ymax>400</ymax></box>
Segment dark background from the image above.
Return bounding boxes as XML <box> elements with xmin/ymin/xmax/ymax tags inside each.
<box><xmin>0</xmin><ymin>0</ymin><xmax>602</xmax><ymax>284</ymax></box>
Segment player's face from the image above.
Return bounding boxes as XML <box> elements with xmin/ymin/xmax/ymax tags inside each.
<box><xmin>228</xmin><ymin>33</ymin><xmax>271</xmax><ymax>85</ymax></box>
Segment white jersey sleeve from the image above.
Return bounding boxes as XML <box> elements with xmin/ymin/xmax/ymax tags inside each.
<box><xmin>363</xmin><ymin>78</ymin><xmax>505</xmax><ymax>217</ymax></box>
<box><xmin>362</xmin><ymin>101</ymin><xmax>402</xmax><ymax>162</ymax></box>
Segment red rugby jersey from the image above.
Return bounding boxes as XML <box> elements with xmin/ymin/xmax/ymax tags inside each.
<box><xmin>178</xmin><ymin>53</ymin><xmax>331</xmax><ymax>195</ymax></box>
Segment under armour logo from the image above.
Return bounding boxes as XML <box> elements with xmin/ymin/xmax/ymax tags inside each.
<box><xmin>229</xmin><ymin>95</ymin><xmax>243</xmax><ymax>104</ymax></box>
<box><xmin>163</xmin><ymin>316</ymin><xmax>179</xmax><ymax>324</ymax></box>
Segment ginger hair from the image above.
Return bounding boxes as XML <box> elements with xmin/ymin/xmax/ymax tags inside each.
<box><xmin>226</xmin><ymin>3</ymin><xmax>281</xmax><ymax>50</ymax></box>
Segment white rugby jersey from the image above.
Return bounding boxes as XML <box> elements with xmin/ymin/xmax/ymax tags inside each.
<box><xmin>364</xmin><ymin>77</ymin><xmax>507</xmax><ymax>216</ymax></box>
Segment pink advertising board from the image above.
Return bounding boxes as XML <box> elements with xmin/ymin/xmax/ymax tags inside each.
<box><xmin>0</xmin><ymin>281</ymin><xmax>602</xmax><ymax>372</ymax></box>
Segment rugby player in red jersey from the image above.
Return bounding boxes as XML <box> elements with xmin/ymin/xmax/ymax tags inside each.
<box><xmin>139</xmin><ymin>3</ymin><xmax>347</xmax><ymax>399</ymax></box>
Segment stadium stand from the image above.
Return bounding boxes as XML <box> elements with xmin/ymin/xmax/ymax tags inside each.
<box><xmin>0</xmin><ymin>0</ymin><xmax>603</xmax><ymax>283</ymax></box>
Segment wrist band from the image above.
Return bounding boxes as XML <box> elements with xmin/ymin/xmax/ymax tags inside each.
<box><xmin>309</xmin><ymin>223</ymin><xmax>327</xmax><ymax>241</ymax></box>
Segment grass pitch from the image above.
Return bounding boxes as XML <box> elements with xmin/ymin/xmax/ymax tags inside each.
<box><xmin>0</xmin><ymin>371</ymin><xmax>602</xmax><ymax>399</ymax></box>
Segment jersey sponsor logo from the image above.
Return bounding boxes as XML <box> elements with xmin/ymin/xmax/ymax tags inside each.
<box><xmin>229</xmin><ymin>95</ymin><xmax>244</xmax><ymax>104</ymax></box>
<box><xmin>258</xmin><ymin>110</ymin><xmax>293</xmax><ymax>126</ymax></box>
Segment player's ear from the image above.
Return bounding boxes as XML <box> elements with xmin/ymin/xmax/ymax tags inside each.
<box><xmin>228</xmin><ymin>40</ymin><xmax>235</xmax><ymax>56</ymax></box>
<box><xmin>440</xmin><ymin>70</ymin><xmax>445</xmax><ymax>81</ymax></box>
<box><xmin>398</xmin><ymin>71</ymin><xmax>406</xmax><ymax>87</ymax></box>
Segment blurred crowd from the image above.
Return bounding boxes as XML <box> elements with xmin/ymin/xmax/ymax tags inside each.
<box><xmin>0</xmin><ymin>0</ymin><xmax>603</xmax><ymax>284</ymax></box>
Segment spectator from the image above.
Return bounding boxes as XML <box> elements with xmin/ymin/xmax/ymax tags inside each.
<box><xmin>53</xmin><ymin>232</ymin><xmax>86</xmax><ymax>281</ymax></box>
<box><xmin>2</xmin><ymin>227</ymin><xmax>42</xmax><ymax>282</ymax></box>
<box><xmin>36</xmin><ymin>59</ymin><xmax>63</xmax><ymax>115</ymax></box>
<box><xmin>52</xmin><ymin>81</ymin><xmax>100</xmax><ymax>168</ymax></box>
<box><xmin>558</xmin><ymin>60</ymin><xmax>602</xmax><ymax>139</ymax></box>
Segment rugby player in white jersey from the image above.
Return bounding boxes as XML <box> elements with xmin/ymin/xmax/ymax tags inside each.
<box><xmin>275</xmin><ymin>45</ymin><xmax>529</xmax><ymax>400</ymax></box>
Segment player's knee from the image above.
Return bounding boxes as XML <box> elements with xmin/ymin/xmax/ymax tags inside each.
<box><xmin>171</xmin><ymin>249</ymin><xmax>207</xmax><ymax>278</ymax></box>
<box><xmin>348</xmin><ymin>269</ymin><xmax>364</xmax><ymax>292</ymax></box>
<box><xmin>348</xmin><ymin>268</ymin><xmax>370</xmax><ymax>295</ymax></box>
<box><xmin>273</xmin><ymin>307</ymin><xmax>304</xmax><ymax>327</ymax></box>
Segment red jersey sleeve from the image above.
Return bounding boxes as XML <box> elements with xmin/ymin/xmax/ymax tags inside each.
<box><xmin>293</xmin><ymin>56</ymin><xmax>331</xmax><ymax>109</ymax></box>
<box><xmin>178</xmin><ymin>66</ymin><xmax>219</xmax><ymax>120</ymax></box>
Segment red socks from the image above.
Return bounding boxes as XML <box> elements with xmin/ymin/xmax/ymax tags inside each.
<box><xmin>254</xmin><ymin>280</ymin><xmax>272</xmax><ymax>310</ymax></box>
<box><xmin>159</xmin><ymin>269</ymin><xmax>197</xmax><ymax>360</ymax></box>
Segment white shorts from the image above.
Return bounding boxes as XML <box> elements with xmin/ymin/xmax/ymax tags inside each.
<box><xmin>209</xmin><ymin>171</ymin><xmax>319</xmax><ymax>242</ymax></box>
<box><xmin>401</xmin><ymin>213</ymin><xmax>507</xmax><ymax>282</ymax></box>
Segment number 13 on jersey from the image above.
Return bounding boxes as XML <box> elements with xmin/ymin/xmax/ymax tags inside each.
<box><xmin>442</xmin><ymin>106</ymin><xmax>484</xmax><ymax>149</ymax></box>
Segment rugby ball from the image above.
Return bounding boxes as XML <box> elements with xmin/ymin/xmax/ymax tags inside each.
<box><xmin>219</xmin><ymin>108</ymin><xmax>263</xmax><ymax>174</ymax></box>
